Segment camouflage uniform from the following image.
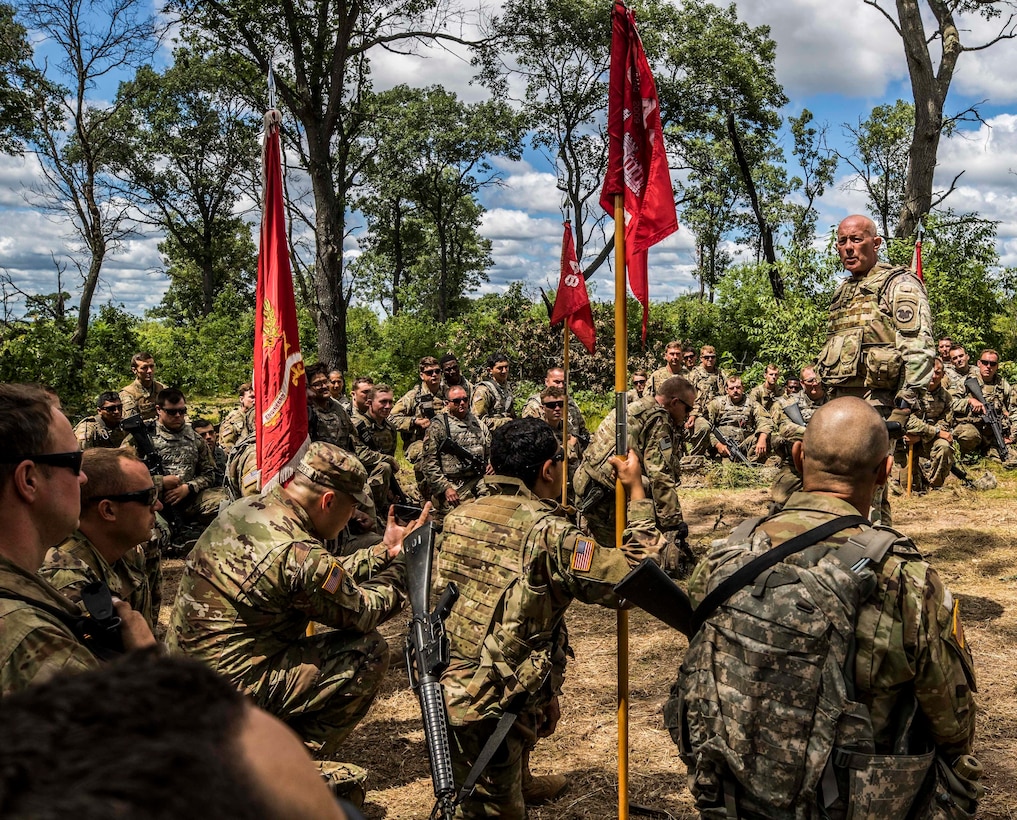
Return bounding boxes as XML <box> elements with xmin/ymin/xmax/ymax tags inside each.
<box><xmin>151</xmin><ymin>420</ymin><xmax>227</xmax><ymax>529</ymax></box>
<box><xmin>168</xmin><ymin>451</ymin><xmax>405</xmax><ymax>754</ymax></box>
<box><xmin>471</xmin><ymin>380</ymin><xmax>515</xmax><ymax>432</ymax></box>
<box><xmin>440</xmin><ymin>377</ymin><xmax>474</xmax><ymax>403</ymax></box>
<box><xmin>648</xmin><ymin>365</ymin><xmax>687</xmax><ymax>396</ymax></box>
<box><xmin>951</xmin><ymin>372</ymin><xmax>1013</xmax><ymax>459</ymax></box>
<box><xmin>119</xmin><ymin>378</ymin><xmax>166</xmax><ymax>421</ymax></box>
<box><xmin>703</xmin><ymin>394</ymin><xmax>772</xmax><ymax>463</ymax></box>
<box><xmin>309</xmin><ymin>398</ymin><xmax>355</xmax><ymax>452</ymax></box>
<box><xmin>769</xmin><ymin>392</ymin><xmax>828</xmax><ymax>507</ymax></box>
<box><xmin>520</xmin><ymin>393</ymin><xmax>589</xmax><ymax>446</ymax></box>
<box><xmin>574</xmin><ymin>395</ymin><xmax>684</xmax><ymax>546</ymax></box>
<box><xmin>351</xmin><ymin>408</ymin><xmax>400</xmax><ymax>517</ymax></box>
<box><xmin>895</xmin><ymin>382</ymin><xmax>956</xmax><ymax>489</ymax></box>
<box><xmin>219</xmin><ymin>405</ymin><xmax>252</xmax><ymax>453</ymax></box>
<box><xmin>74</xmin><ymin>415</ymin><xmax>129</xmax><ymax>449</ymax></box>
<box><xmin>626</xmin><ymin>388</ymin><xmax>645</xmax><ymax>405</ymax></box>
<box><xmin>439</xmin><ymin>475</ymin><xmax>665</xmax><ymax>819</ymax></box>
<box><xmin>817</xmin><ymin>262</ymin><xmax>935</xmax><ymax>410</ymax></box>
<box><xmin>225</xmin><ymin>429</ymin><xmax>260</xmax><ymax>499</ymax></box>
<box><xmin>210</xmin><ymin>443</ymin><xmax>227</xmax><ymax>486</ymax></box>
<box><xmin>747</xmin><ymin>382</ymin><xmax>781</xmax><ymax>419</ymax></box>
<box><xmin>40</xmin><ymin>530</ymin><xmax>153</xmax><ymax>629</ymax></box>
<box><xmin>421</xmin><ymin>411</ymin><xmax>490</xmax><ymax>526</ymax></box>
<box><xmin>687</xmin><ymin>366</ymin><xmax>728</xmax><ymax>456</ymax></box>
<box><xmin>392</xmin><ymin>383</ymin><xmax>447</xmax><ymax>497</ymax></box>
<box><xmin>944</xmin><ymin>363</ymin><xmax>976</xmax><ymax>396</ymax></box>
<box><xmin>0</xmin><ymin>555</ymin><xmax>99</xmax><ymax>694</ymax></box>
<box><xmin>679</xmin><ymin>492</ymin><xmax>978</xmax><ymax>818</ymax></box>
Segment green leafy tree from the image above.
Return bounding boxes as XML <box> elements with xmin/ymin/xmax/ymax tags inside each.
<box><xmin>785</xmin><ymin>109</ymin><xmax>838</xmax><ymax>260</ymax></box>
<box><xmin>839</xmin><ymin>100</ymin><xmax>914</xmax><ymax>240</ymax></box>
<box><xmin>864</xmin><ymin>0</ymin><xmax>1017</xmax><ymax>238</ymax></box>
<box><xmin>169</xmin><ymin>0</ymin><xmax>485</xmax><ymax>370</ymax></box>
<box><xmin>1</xmin><ymin>1</ymin><xmax>48</xmax><ymax>154</ymax></box>
<box><xmin>20</xmin><ymin>0</ymin><xmax>158</xmax><ymax>353</ymax></box>
<box><xmin>356</xmin><ymin>85</ymin><xmax>522</xmax><ymax>321</ymax></box>
<box><xmin>110</xmin><ymin>50</ymin><xmax>260</xmax><ymax>318</ymax></box>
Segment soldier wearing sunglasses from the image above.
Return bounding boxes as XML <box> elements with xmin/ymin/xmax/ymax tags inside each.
<box><xmin>74</xmin><ymin>391</ymin><xmax>129</xmax><ymax>450</ymax></box>
<box><xmin>0</xmin><ymin>384</ymin><xmax>155</xmax><ymax>694</ymax></box>
<box><xmin>392</xmin><ymin>357</ymin><xmax>448</xmax><ymax>500</ymax></box>
<box><xmin>521</xmin><ymin>368</ymin><xmax>590</xmax><ymax>448</ymax></box>
<box><xmin>41</xmin><ymin>449</ymin><xmax>161</xmax><ymax>629</ymax></box>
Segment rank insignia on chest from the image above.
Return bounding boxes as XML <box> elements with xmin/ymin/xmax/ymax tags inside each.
<box><xmin>570</xmin><ymin>537</ymin><xmax>595</xmax><ymax>573</ymax></box>
<box><xmin>321</xmin><ymin>562</ymin><xmax>344</xmax><ymax>594</ymax></box>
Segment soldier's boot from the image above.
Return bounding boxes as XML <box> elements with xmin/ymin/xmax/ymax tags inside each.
<box><xmin>521</xmin><ymin>750</ymin><xmax>568</xmax><ymax>805</ymax></box>
<box><xmin>317</xmin><ymin>761</ymin><xmax>368</xmax><ymax>809</ymax></box>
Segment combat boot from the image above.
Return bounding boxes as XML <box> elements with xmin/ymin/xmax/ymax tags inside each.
<box><xmin>521</xmin><ymin>750</ymin><xmax>568</xmax><ymax>805</ymax></box>
<box><xmin>317</xmin><ymin>761</ymin><xmax>368</xmax><ymax>809</ymax></box>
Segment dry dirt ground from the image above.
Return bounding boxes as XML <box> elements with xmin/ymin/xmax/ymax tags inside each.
<box><xmin>159</xmin><ymin>464</ymin><xmax>1017</xmax><ymax>820</ymax></box>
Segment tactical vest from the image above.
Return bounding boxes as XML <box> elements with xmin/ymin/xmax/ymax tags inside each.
<box><xmin>692</xmin><ymin>367</ymin><xmax>725</xmax><ymax>405</ymax></box>
<box><xmin>818</xmin><ymin>264</ymin><xmax>915</xmax><ymax>390</ymax></box>
<box><xmin>437</xmin><ymin>415</ymin><xmax>486</xmax><ymax>479</ymax></box>
<box><xmin>714</xmin><ymin>397</ymin><xmax>753</xmax><ymax>442</ymax></box>
<box><xmin>667</xmin><ymin>518</ymin><xmax>935</xmax><ymax>819</ymax></box>
<box><xmin>440</xmin><ymin>492</ymin><xmax>566</xmax><ymax>703</ymax></box>
<box><xmin>578</xmin><ymin>397</ymin><xmax>671</xmax><ymax>495</ymax></box>
<box><xmin>478</xmin><ymin>380</ymin><xmax>514</xmax><ymax>416</ymax></box>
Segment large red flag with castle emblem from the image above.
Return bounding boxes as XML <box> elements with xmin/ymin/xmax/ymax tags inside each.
<box><xmin>600</xmin><ymin>0</ymin><xmax>678</xmax><ymax>340</ymax></box>
<box><xmin>255</xmin><ymin>110</ymin><xmax>309</xmax><ymax>490</ymax></box>
<box><xmin>551</xmin><ymin>221</ymin><xmax>596</xmax><ymax>353</ymax></box>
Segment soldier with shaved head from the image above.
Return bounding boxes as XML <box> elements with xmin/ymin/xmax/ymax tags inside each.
<box><xmin>673</xmin><ymin>397</ymin><xmax>980</xmax><ymax>818</ymax></box>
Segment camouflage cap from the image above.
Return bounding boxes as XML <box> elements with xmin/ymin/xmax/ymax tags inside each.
<box><xmin>295</xmin><ymin>442</ymin><xmax>371</xmax><ymax>505</ymax></box>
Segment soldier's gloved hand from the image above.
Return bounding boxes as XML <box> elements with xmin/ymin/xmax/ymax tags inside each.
<box><xmin>887</xmin><ymin>407</ymin><xmax>911</xmax><ymax>428</ymax></box>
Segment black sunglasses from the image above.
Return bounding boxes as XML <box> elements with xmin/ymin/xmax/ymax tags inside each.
<box><xmin>543</xmin><ymin>400</ymin><xmax>565</xmax><ymax>409</ymax></box>
<box><xmin>1</xmin><ymin>450</ymin><xmax>84</xmax><ymax>475</ymax></box>
<box><xmin>96</xmin><ymin>487</ymin><xmax>159</xmax><ymax>507</ymax></box>
<box><xmin>159</xmin><ymin>407</ymin><xmax>187</xmax><ymax>416</ymax></box>
<box><xmin>100</xmin><ymin>404</ymin><xmax>123</xmax><ymax>412</ymax></box>
<box><xmin>980</xmin><ymin>359</ymin><xmax>999</xmax><ymax>366</ymax></box>
<box><xmin>447</xmin><ymin>397</ymin><xmax>468</xmax><ymax>404</ymax></box>
<box><xmin>633</xmin><ymin>379</ymin><xmax>646</xmax><ymax>385</ymax></box>
<box><xmin>422</xmin><ymin>368</ymin><xmax>441</xmax><ymax>376</ymax></box>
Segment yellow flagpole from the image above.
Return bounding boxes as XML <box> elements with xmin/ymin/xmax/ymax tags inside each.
<box><xmin>562</xmin><ymin>318</ymin><xmax>571</xmax><ymax>506</ymax></box>
<box><xmin>614</xmin><ymin>193</ymin><xmax>629</xmax><ymax>820</ymax></box>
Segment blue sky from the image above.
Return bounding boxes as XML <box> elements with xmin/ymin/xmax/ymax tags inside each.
<box><xmin>3</xmin><ymin>0</ymin><xmax>1017</xmax><ymax>316</ymax></box>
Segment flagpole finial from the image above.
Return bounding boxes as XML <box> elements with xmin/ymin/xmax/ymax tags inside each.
<box><xmin>268</xmin><ymin>64</ymin><xmax>276</xmax><ymax>111</ymax></box>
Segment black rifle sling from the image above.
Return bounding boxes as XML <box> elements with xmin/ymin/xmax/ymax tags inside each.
<box><xmin>690</xmin><ymin>514</ymin><xmax>870</xmax><ymax>634</ymax></box>
<box><xmin>0</xmin><ymin>582</ymin><xmax>123</xmax><ymax>659</ymax></box>
<box><xmin>455</xmin><ymin>708</ymin><xmax>520</xmax><ymax>806</ymax></box>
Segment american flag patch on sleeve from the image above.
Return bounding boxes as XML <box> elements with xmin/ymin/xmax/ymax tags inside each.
<box><xmin>321</xmin><ymin>562</ymin><xmax>344</xmax><ymax>594</ymax></box>
<box><xmin>570</xmin><ymin>537</ymin><xmax>595</xmax><ymax>573</ymax></box>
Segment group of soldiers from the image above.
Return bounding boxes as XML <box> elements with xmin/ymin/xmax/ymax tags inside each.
<box><xmin>0</xmin><ymin>215</ymin><xmax>985</xmax><ymax>818</ymax></box>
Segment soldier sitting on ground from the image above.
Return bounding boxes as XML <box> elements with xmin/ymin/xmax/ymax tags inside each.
<box><xmin>893</xmin><ymin>357</ymin><xmax>956</xmax><ymax>493</ymax></box>
<box><xmin>521</xmin><ymin>367</ymin><xmax>590</xmax><ymax>449</ymax></box>
<box><xmin>471</xmin><ymin>351</ymin><xmax>516</xmax><ymax>432</ymax></box>
<box><xmin>392</xmin><ymin>357</ymin><xmax>446</xmax><ymax>500</ymax></box>
<box><xmin>703</xmin><ymin>375</ymin><xmax>771</xmax><ymax>463</ymax></box>
<box><xmin>0</xmin><ymin>384</ymin><xmax>155</xmax><ymax>695</ymax></box>
<box><xmin>191</xmin><ymin>417</ymin><xmax>227</xmax><ymax>487</ymax></box>
<box><xmin>421</xmin><ymin>384</ymin><xmax>490</xmax><ymax>529</ymax></box>
<box><xmin>74</xmin><ymin>391</ymin><xmax>129</xmax><ymax>450</ymax></box>
<box><xmin>627</xmin><ymin>369</ymin><xmax>649</xmax><ymax>404</ymax></box>
<box><xmin>219</xmin><ymin>382</ymin><xmax>255</xmax><ymax>454</ymax></box>
<box><xmin>307</xmin><ymin>363</ymin><xmax>355</xmax><ymax>452</ymax></box>
<box><xmin>40</xmin><ymin>448</ymin><xmax>159</xmax><ymax>629</ymax></box>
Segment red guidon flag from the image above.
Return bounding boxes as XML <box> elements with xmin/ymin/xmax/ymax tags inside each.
<box><xmin>551</xmin><ymin>221</ymin><xmax>596</xmax><ymax>353</ymax></box>
<box><xmin>255</xmin><ymin>110</ymin><xmax>309</xmax><ymax>491</ymax></box>
<box><xmin>910</xmin><ymin>222</ymin><xmax>924</xmax><ymax>284</ymax></box>
<box><xmin>600</xmin><ymin>0</ymin><xmax>678</xmax><ymax>340</ymax></box>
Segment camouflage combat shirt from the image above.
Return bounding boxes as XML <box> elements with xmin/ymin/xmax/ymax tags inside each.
<box><xmin>648</xmin><ymin>365</ymin><xmax>689</xmax><ymax>397</ymax></box>
<box><xmin>688</xmin><ymin>491</ymin><xmax>977</xmax><ymax>758</ymax></box>
<box><xmin>40</xmin><ymin>530</ymin><xmax>153</xmax><ymax>628</ymax></box>
<box><xmin>520</xmin><ymin>393</ymin><xmax>589</xmax><ymax>443</ymax></box>
<box><xmin>74</xmin><ymin>415</ymin><xmax>129</xmax><ymax>450</ymax></box>
<box><xmin>575</xmin><ymin>395</ymin><xmax>684</xmax><ymax>531</ymax></box>
<box><xmin>0</xmin><ymin>555</ymin><xmax>99</xmax><ymax>694</ymax></box>
<box><xmin>471</xmin><ymin>380</ymin><xmax>515</xmax><ymax>431</ymax></box>
<box><xmin>309</xmin><ymin>398</ymin><xmax>355</xmax><ymax>452</ymax></box>
<box><xmin>167</xmin><ymin>486</ymin><xmax>405</xmax><ymax>686</ymax></box>
<box><xmin>392</xmin><ymin>383</ymin><xmax>447</xmax><ymax>449</ymax></box>
<box><xmin>151</xmin><ymin>420</ymin><xmax>216</xmax><ymax>493</ymax></box>
<box><xmin>119</xmin><ymin>378</ymin><xmax>166</xmax><ymax>421</ymax></box>
<box><xmin>704</xmin><ymin>394</ymin><xmax>772</xmax><ymax>449</ymax></box>
<box><xmin>219</xmin><ymin>405</ymin><xmax>253</xmax><ymax>453</ymax></box>
<box><xmin>352</xmin><ymin>410</ymin><xmax>399</xmax><ymax>472</ymax></box>
<box><xmin>439</xmin><ymin>476</ymin><xmax>664</xmax><ymax>724</ymax></box>
<box><xmin>422</xmin><ymin>411</ymin><xmax>490</xmax><ymax>493</ymax></box>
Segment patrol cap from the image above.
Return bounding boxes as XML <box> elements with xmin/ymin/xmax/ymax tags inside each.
<box><xmin>295</xmin><ymin>442</ymin><xmax>371</xmax><ymax>506</ymax></box>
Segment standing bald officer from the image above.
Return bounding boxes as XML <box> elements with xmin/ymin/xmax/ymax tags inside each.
<box><xmin>817</xmin><ymin>214</ymin><xmax>935</xmax><ymax>523</ymax></box>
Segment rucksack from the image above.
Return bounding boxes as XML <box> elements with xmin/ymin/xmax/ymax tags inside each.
<box><xmin>665</xmin><ymin>515</ymin><xmax>935</xmax><ymax>819</ymax></box>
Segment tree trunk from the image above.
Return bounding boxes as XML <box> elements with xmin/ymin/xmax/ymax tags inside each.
<box><xmin>893</xmin><ymin>0</ymin><xmax>959</xmax><ymax>239</ymax></box>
